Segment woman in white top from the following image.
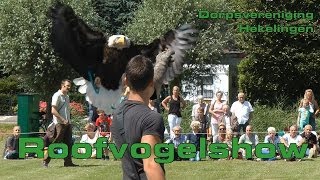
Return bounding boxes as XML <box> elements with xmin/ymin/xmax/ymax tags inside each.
<box><xmin>209</xmin><ymin>91</ymin><xmax>227</xmax><ymax>138</ymax></box>
<box><xmin>79</xmin><ymin>123</ymin><xmax>100</xmax><ymax>158</ymax></box>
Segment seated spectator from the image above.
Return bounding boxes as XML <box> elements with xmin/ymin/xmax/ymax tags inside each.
<box><xmin>3</xmin><ymin>126</ymin><xmax>21</xmax><ymax>159</ymax></box>
<box><xmin>194</xmin><ymin>107</ymin><xmax>210</xmax><ymax>140</ymax></box>
<box><xmin>224</xmin><ymin>129</ymin><xmax>233</xmax><ymax>159</ymax></box>
<box><xmin>186</xmin><ymin>121</ymin><xmax>205</xmax><ymax>161</ymax></box>
<box><xmin>165</xmin><ymin>126</ymin><xmax>186</xmax><ymax>160</ymax></box>
<box><xmin>300</xmin><ymin>124</ymin><xmax>318</xmax><ymax>158</ymax></box>
<box><xmin>79</xmin><ymin>123</ymin><xmax>100</xmax><ymax>158</ymax></box>
<box><xmin>280</xmin><ymin>125</ymin><xmax>304</xmax><ymax>161</ymax></box>
<box><xmin>211</xmin><ymin>123</ymin><xmax>229</xmax><ymax>159</ymax></box>
<box><xmin>212</xmin><ymin>123</ymin><xmax>227</xmax><ymax>143</ymax></box>
<box><xmin>238</xmin><ymin>125</ymin><xmax>259</xmax><ymax>160</ymax></box>
<box><xmin>262</xmin><ymin>127</ymin><xmax>281</xmax><ymax>161</ymax></box>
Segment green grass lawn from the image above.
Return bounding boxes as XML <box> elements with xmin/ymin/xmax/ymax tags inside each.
<box><xmin>0</xmin><ymin>124</ymin><xmax>318</xmax><ymax>179</ymax></box>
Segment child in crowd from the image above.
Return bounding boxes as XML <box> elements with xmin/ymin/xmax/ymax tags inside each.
<box><xmin>95</xmin><ymin>110</ymin><xmax>112</xmax><ymax>160</ymax></box>
<box><xmin>297</xmin><ymin>98</ymin><xmax>314</xmax><ymax>131</ymax></box>
<box><xmin>195</xmin><ymin>107</ymin><xmax>210</xmax><ymax>141</ymax></box>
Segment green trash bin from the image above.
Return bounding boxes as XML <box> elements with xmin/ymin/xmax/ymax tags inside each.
<box><xmin>17</xmin><ymin>93</ymin><xmax>40</xmax><ymax>138</ymax></box>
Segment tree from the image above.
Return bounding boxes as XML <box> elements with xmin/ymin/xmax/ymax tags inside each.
<box><xmin>125</xmin><ymin>0</ymin><xmax>237</xmax><ymax>89</ymax></box>
<box><xmin>91</xmin><ymin>0</ymin><xmax>142</xmax><ymax>35</ymax></box>
<box><xmin>0</xmin><ymin>0</ymin><xmax>101</xmax><ymax>100</ymax></box>
<box><xmin>234</xmin><ymin>0</ymin><xmax>320</xmax><ymax>105</ymax></box>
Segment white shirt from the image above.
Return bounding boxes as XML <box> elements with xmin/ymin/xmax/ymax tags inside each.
<box><xmin>51</xmin><ymin>90</ymin><xmax>70</xmax><ymax>124</ymax></box>
<box><xmin>230</xmin><ymin>101</ymin><xmax>254</xmax><ymax>124</ymax></box>
<box><xmin>282</xmin><ymin>134</ymin><xmax>303</xmax><ymax>144</ymax></box>
<box><xmin>79</xmin><ymin>131</ymin><xmax>100</xmax><ymax>156</ymax></box>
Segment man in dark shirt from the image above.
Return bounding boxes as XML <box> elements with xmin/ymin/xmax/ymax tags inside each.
<box><xmin>300</xmin><ymin>124</ymin><xmax>318</xmax><ymax>158</ymax></box>
<box><xmin>111</xmin><ymin>55</ymin><xmax>165</xmax><ymax>180</ymax></box>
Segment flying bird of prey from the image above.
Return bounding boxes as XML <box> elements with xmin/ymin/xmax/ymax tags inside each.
<box><xmin>50</xmin><ymin>2</ymin><xmax>198</xmax><ymax>114</ymax></box>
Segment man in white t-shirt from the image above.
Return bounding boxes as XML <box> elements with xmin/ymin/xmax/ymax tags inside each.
<box><xmin>230</xmin><ymin>92</ymin><xmax>254</xmax><ymax>134</ymax></box>
<box><xmin>280</xmin><ymin>125</ymin><xmax>304</xmax><ymax>161</ymax></box>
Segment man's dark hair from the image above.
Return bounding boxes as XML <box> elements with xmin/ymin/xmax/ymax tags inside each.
<box><xmin>125</xmin><ymin>55</ymin><xmax>154</xmax><ymax>91</ymax></box>
<box><xmin>61</xmin><ymin>79</ymin><xmax>71</xmax><ymax>86</ymax></box>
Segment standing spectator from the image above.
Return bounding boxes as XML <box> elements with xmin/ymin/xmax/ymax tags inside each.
<box><xmin>3</xmin><ymin>126</ymin><xmax>20</xmax><ymax>159</ymax></box>
<box><xmin>209</xmin><ymin>91</ymin><xmax>227</xmax><ymax>138</ymax></box>
<box><xmin>230</xmin><ymin>92</ymin><xmax>254</xmax><ymax>134</ymax></box>
<box><xmin>300</xmin><ymin>124</ymin><xmax>318</xmax><ymax>158</ymax></box>
<box><xmin>95</xmin><ymin>109</ymin><xmax>112</xmax><ymax>160</ymax></box>
<box><xmin>43</xmin><ymin>79</ymin><xmax>78</xmax><ymax>167</ymax></box>
<box><xmin>299</xmin><ymin>89</ymin><xmax>319</xmax><ymax>130</ymax></box>
<box><xmin>162</xmin><ymin>86</ymin><xmax>186</xmax><ymax>138</ymax></box>
<box><xmin>95</xmin><ymin>110</ymin><xmax>112</xmax><ymax>137</ymax></box>
<box><xmin>191</xmin><ymin>95</ymin><xmax>208</xmax><ymax>121</ymax></box>
<box><xmin>111</xmin><ymin>55</ymin><xmax>165</xmax><ymax>179</ymax></box>
<box><xmin>297</xmin><ymin>98</ymin><xmax>313</xmax><ymax>131</ymax></box>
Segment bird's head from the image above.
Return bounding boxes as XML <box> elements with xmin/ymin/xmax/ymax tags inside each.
<box><xmin>107</xmin><ymin>35</ymin><xmax>131</xmax><ymax>49</ymax></box>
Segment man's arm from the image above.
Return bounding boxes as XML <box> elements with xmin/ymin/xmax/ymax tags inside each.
<box><xmin>141</xmin><ymin>135</ymin><xmax>165</xmax><ymax>180</ymax></box>
<box><xmin>51</xmin><ymin>105</ymin><xmax>68</xmax><ymax>124</ymax></box>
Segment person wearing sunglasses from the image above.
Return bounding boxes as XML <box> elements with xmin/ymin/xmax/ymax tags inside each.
<box><xmin>3</xmin><ymin>126</ymin><xmax>21</xmax><ymax>159</ymax></box>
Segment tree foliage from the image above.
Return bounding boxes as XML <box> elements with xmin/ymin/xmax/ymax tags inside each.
<box><xmin>125</xmin><ymin>0</ymin><xmax>237</xmax><ymax>88</ymax></box>
<box><xmin>91</xmin><ymin>0</ymin><xmax>142</xmax><ymax>35</ymax></box>
<box><xmin>235</xmin><ymin>0</ymin><xmax>320</xmax><ymax>105</ymax></box>
<box><xmin>0</xmin><ymin>0</ymin><xmax>101</xmax><ymax>100</ymax></box>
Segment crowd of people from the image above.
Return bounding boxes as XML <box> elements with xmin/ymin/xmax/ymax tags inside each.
<box><xmin>162</xmin><ymin>88</ymin><xmax>320</xmax><ymax>162</ymax></box>
<box><xmin>2</xmin><ymin>74</ymin><xmax>320</xmax><ymax>177</ymax></box>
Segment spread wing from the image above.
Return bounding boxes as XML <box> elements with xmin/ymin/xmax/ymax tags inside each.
<box><xmin>50</xmin><ymin>2</ymin><xmax>106</xmax><ymax>80</ymax></box>
<box><xmin>152</xmin><ymin>25</ymin><xmax>198</xmax><ymax>99</ymax></box>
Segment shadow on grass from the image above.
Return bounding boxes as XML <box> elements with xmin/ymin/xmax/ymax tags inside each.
<box><xmin>56</xmin><ymin>164</ymin><xmax>106</xmax><ymax>168</ymax></box>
